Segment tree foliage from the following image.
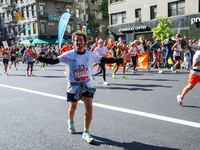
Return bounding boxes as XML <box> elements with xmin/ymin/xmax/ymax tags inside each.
<box><xmin>98</xmin><ymin>0</ymin><xmax>109</xmax><ymax>36</ymax></box>
<box><xmin>86</xmin><ymin>2</ymin><xmax>100</xmax><ymax>39</ymax></box>
<box><xmin>98</xmin><ymin>0</ymin><xmax>109</xmax><ymax>22</ymax></box>
<box><xmin>152</xmin><ymin>16</ymin><xmax>176</xmax><ymax>41</ymax></box>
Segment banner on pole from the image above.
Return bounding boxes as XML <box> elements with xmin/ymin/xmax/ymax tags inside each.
<box><xmin>2</xmin><ymin>41</ymin><xmax>9</xmax><ymax>48</ymax></box>
<box><xmin>58</xmin><ymin>12</ymin><xmax>71</xmax><ymax>51</ymax></box>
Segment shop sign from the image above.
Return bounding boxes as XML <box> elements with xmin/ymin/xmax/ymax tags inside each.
<box><xmin>191</xmin><ymin>17</ymin><xmax>200</xmax><ymax>25</ymax></box>
<box><xmin>119</xmin><ymin>26</ymin><xmax>147</xmax><ymax>32</ymax></box>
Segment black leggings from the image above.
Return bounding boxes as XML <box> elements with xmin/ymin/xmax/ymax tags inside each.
<box><xmin>129</xmin><ymin>56</ymin><xmax>137</xmax><ymax>70</ymax></box>
<box><xmin>94</xmin><ymin>62</ymin><xmax>106</xmax><ymax>81</ymax></box>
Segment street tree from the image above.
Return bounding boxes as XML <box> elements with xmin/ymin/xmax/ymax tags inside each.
<box><xmin>98</xmin><ymin>0</ymin><xmax>109</xmax><ymax>36</ymax></box>
<box><xmin>152</xmin><ymin>16</ymin><xmax>176</xmax><ymax>41</ymax></box>
<box><xmin>86</xmin><ymin>1</ymin><xmax>100</xmax><ymax>39</ymax></box>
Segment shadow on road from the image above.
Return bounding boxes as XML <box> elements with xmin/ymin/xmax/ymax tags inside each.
<box><xmin>182</xmin><ymin>105</ymin><xmax>200</xmax><ymax>109</ymax></box>
<box><xmin>95</xmin><ymin>83</ymin><xmax>172</xmax><ymax>91</ymax></box>
<box><xmin>95</xmin><ymin>85</ymin><xmax>153</xmax><ymax>91</ymax></box>
<box><xmin>134</xmin><ymin>78</ymin><xmax>178</xmax><ymax>82</ymax></box>
<box><xmin>90</xmin><ymin>135</ymin><xmax>179</xmax><ymax>150</ymax></box>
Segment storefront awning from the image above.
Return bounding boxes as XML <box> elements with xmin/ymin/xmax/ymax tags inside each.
<box><xmin>32</xmin><ymin>39</ymin><xmax>49</xmax><ymax>45</ymax></box>
<box><xmin>20</xmin><ymin>40</ymin><xmax>31</xmax><ymax>46</ymax></box>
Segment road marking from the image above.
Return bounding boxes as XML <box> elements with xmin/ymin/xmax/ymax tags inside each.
<box><xmin>0</xmin><ymin>83</ymin><xmax>200</xmax><ymax>129</ymax></box>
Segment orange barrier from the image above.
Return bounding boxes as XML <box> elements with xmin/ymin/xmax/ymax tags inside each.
<box><xmin>105</xmin><ymin>52</ymin><xmax>149</xmax><ymax>68</ymax></box>
<box><xmin>136</xmin><ymin>52</ymin><xmax>149</xmax><ymax>68</ymax></box>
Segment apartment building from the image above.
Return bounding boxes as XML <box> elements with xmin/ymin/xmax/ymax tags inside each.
<box><xmin>108</xmin><ymin>0</ymin><xmax>200</xmax><ymax>44</ymax></box>
<box><xmin>0</xmin><ymin>0</ymin><xmax>107</xmax><ymax>46</ymax></box>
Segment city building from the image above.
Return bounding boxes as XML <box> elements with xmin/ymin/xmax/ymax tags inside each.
<box><xmin>0</xmin><ymin>0</ymin><xmax>108</xmax><ymax>46</ymax></box>
<box><xmin>108</xmin><ymin>0</ymin><xmax>200</xmax><ymax>44</ymax></box>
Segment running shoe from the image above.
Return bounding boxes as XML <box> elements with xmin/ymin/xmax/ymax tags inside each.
<box><xmin>132</xmin><ymin>69</ymin><xmax>138</xmax><ymax>73</ymax></box>
<box><xmin>158</xmin><ymin>70</ymin><xmax>163</xmax><ymax>74</ymax></box>
<box><xmin>6</xmin><ymin>72</ymin><xmax>9</xmax><ymax>76</ymax></box>
<box><xmin>43</xmin><ymin>68</ymin><xmax>46</xmax><ymax>71</ymax></box>
<box><xmin>26</xmin><ymin>73</ymin><xmax>29</xmax><ymax>77</ymax></box>
<box><xmin>148</xmin><ymin>66</ymin><xmax>151</xmax><ymax>72</ymax></box>
<box><xmin>122</xmin><ymin>75</ymin><xmax>127</xmax><ymax>78</ymax></box>
<box><xmin>91</xmin><ymin>74</ymin><xmax>95</xmax><ymax>80</ymax></box>
<box><xmin>40</xmin><ymin>65</ymin><xmax>42</xmax><ymax>68</ymax></box>
<box><xmin>112</xmin><ymin>67</ymin><xmax>115</xmax><ymax>71</ymax></box>
<box><xmin>103</xmin><ymin>81</ymin><xmax>109</xmax><ymax>85</ymax></box>
<box><xmin>30</xmin><ymin>74</ymin><xmax>34</xmax><ymax>77</ymax></box>
<box><xmin>82</xmin><ymin>131</ymin><xmax>94</xmax><ymax>143</ymax></box>
<box><xmin>15</xmin><ymin>68</ymin><xmax>17</xmax><ymax>70</ymax></box>
<box><xmin>126</xmin><ymin>66</ymin><xmax>130</xmax><ymax>72</ymax></box>
<box><xmin>177</xmin><ymin>95</ymin><xmax>183</xmax><ymax>106</ymax></box>
<box><xmin>68</xmin><ymin>119</ymin><xmax>76</xmax><ymax>134</ymax></box>
<box><xmin>171</xmin><ymin>67</ymin><xmax>177</xmax><ymax>73</ymax></box>
<box><xmin>112</xmin><ymin>74</ymin><xmax>116</xmax><ymax>79</ymax></box>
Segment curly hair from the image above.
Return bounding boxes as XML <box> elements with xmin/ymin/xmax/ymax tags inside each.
<box><xmin>72</xmin><ymin>31</ymin><xmax>87</xmax><ymax>44</ymax></box>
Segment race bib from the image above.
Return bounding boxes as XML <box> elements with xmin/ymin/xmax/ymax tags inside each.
<box><xmin>75</xmin><ymin>68</ymin><xmax>89</xmax><ymax>81</ymax></box>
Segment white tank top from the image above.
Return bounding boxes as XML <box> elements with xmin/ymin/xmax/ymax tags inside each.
<box><xmin>174</xmin><ymin>43</ymin><xmax>181</xmax><ymax>56</ymax></box>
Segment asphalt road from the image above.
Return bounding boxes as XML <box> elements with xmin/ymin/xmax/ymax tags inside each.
<box><xmin>0</xmin><ymin>62</ymin><xmax>200</xmax><ymax>150</ymax></box>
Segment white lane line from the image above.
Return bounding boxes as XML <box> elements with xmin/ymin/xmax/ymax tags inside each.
<box><xmin>0</xmin><ymin>83</ymin><xmax>200</xmax><ymax>129</ymax></box>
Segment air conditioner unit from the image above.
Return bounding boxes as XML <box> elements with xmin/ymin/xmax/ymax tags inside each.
<box><xmin>135</xmin><ymin>17</ymin><xmax>141</xmax><ymax>22</ymax></box>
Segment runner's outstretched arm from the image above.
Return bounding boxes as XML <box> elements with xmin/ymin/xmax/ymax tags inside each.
<box><xmin>101</xmin><ymin>53</ymin><xmax>131</xmax><ymax>63</ymax></box>
<box><xmin>27</xmin><ymin>49</ymin><xmax>59</xmax><ymax>64</ymax></box>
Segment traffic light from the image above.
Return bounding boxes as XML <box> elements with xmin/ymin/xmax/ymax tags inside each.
<box><xmin>18</xmin><ymin>12</ymin><xmax>22</xmax><ymax>20</ymax></box>
<box><xmin>34</xmin><ymin>24</ymin><xmax>36</xmax><ymax>30</ymax></box>
<box><xmin>82</xmin><ymin>28</ymin><xmax>86</xmax><ymax>34</ymax></box>
<box><xmin>15</xmin><ymin>13</ymin><xmax>19</xmax><ymax>20</ymax></box>
<box><xmin>15</xmin><ymin>12</ymin><xmax>22</xmax><ymax>20</ymax></box>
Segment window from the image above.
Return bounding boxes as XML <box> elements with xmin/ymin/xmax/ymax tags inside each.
<box><xmin>169</xmin><ymin>1</ymin><xmax>185</xmax><ymax>17</ymax></box>
<box><xmin>18</xmin><ymin>25</ymin><xmax>21</xmax><ymax>36</ymax></box>
<box><xmin>9</xmin><ymin>26</ymin><xmax>12</xmax><ymax>33</ymax></box>
<box><xmin>31</xmin><ymin>5</ymin><xmax>35</xmax><ymax>16</ymax></box>
<box><xmin>111</xmin><ymin>12</ymin><xmax>126</xmax><ymax>25</ymax></box>
<box><xmin>98</xmin><ymin>12</ymin><xmax>102</xmax><ymax>19</ymax></box>
<box><xmin>66</xmin><ymin>7</ymin><xmax>71</xmax><ymax>13</ymax></box>
<box><xmin>151</xmin><ymin>6</ymin><xmax>157</xmax><ymax>19</ymax></box>
<box><xmin>76</xmin><ymin>8</ymin><xmax>80</xmax><ymax>18</ymax></box>
<box><xmin>57</xmin><ymin>8</ymin><xmax>60</xmax><ymax>14</ymax></box>
<box><xmin>76</xmin><ymin>24</ymin><xmax>81</xmax><ymax>31</ymax></box>
<box><xmin>12</xmin><ymin>26</ymin><xmax>17</xmax><ymax>36</ymax></box>
<box><xmin>40</xmin><ymin>5</ymin><xmax>45</xmax><ymax>15</ymax></box>
<box><xmin>11</xmin><ymin>11</ymin><xmax>14</xmax><ymax>20</ymax></box>
<box><xmin>135</xmin><ymin>8</ymin><xmax>141</xmax><ymax>18</ymax></box>
<box><xmin>23</xmin><ymin>24</ymin><xmax>26</xmax><ymax>35</ymax></box>
<box><xmin>41</xmin><ymin>23</ymin><xmax>46</xmax><ymax>34</ymax></box>
<box><xmin>67</xmin><ymin>24</ymin><xmax>72</xmax><ymax>33</ymax></box>
<box><xmin>93</xmin><ymin>10</ymin><xmax>98</xmax><ymax>19</ymax></box>
<box><xmin>110</xmin><ymin>0</ymin><xmax>123</xmax><ymax>4</ymax></box>
<box><xmin>26</xmin><ymin>6</ymin><xmax>29</xmax><ymax>18</ymax></box>
<box><xmin>28</xmin><ymin>25</ymin><xmax>31</xmax><ymax>35</ymax></box>
<box><xmin>21</xmin><ymin>7</ymin><xmax>24</xmax><ymax>18</ymax></box>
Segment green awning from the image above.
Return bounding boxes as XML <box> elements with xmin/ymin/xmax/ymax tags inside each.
<box><xmin>32</xmin><ymin>39</ymin><xmax>49</xmax><ymax>45</ymax></box>
<box><xmin>20</xmin><ymin>40</ymin><xmax>31</xmax><ymax>46</ymax></box>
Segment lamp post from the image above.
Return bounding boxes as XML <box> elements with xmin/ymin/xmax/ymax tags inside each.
<box><xmin>83</xmin><ymin>0</ymin><xmax>87</xmax><ymax>35</ymax></box>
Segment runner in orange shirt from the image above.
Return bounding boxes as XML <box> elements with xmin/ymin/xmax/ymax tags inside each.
<box><xmin>60</xmin><ymin>43</ymin><xmax>71</xmax><ymax>55</ymax></box>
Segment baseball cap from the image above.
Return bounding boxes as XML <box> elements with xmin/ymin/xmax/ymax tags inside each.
<box><xmin>98</xmin><ymin>39</ymin><xmax>104</xmax><ymax>43</ymax></box>
<box><xmin>131</xmin><ymin>41</ymin><xmax>135</xmax><ymax>45</ymax></box>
